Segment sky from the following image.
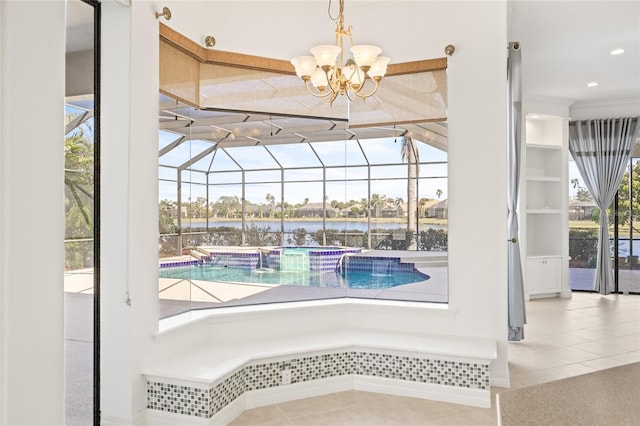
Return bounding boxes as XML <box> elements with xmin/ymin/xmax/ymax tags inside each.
<box><xmin>159</xmin><ymin>132</ymin><xmax>449</xmax><ymax>205</ymax></box>
<box><xmin>159</xmin><ymin>131</ymin><xmax>616</xmax><ymax>207</ymax></box>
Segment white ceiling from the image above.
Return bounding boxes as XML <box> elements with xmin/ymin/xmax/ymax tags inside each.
<box><xmin>508</xmin><ymin>0</ymin><xmax>640</xmax><ymax>105</ymax></box>
<box><xmin>66</xmin><ymin>0</ymin><xmax>94</xmax><ymax>53</ymax></box>
<box><xmin>66</xmin><ymin>0</ymin><xmax>640</xmax><ymax>107</ymax></box>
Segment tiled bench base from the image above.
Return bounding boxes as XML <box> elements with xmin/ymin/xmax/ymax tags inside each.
<box><xmin>146</xmin><ymin>348</ymin><xmax>491</xmax><ymax>425</ymax></box>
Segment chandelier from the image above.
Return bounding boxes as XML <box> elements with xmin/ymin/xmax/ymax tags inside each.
<box><xmin>290</xmin><ymin>0</ymin><xmax>390</xmax><ymax>105</ymax></box>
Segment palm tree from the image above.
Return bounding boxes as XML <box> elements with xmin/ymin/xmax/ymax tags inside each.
<box><xmin>370</xmin><ymin>193</ymin><xmax>385</xmax><ymax>218</ymax></box>
<box><xmin>65</xmin><ymin>125</ymin><xmax>94</xmax><ymax>235</ymax></box>
<box><xmin>401</xmin><ymin>137</ymin><xmax>419</xmax><ymax>240</ymax></box>
<box><xmin>159</xmin><ymin>200</ymin><xmax>177</xmax><ymax>233</ymax></box>
<box><xmin>436</xmin><ymin>188</ymin><xmax>443</xmax><ymax>199</ymax></box>
<box><xmin>419</xmin><ymin>197</ymin><xmax>430</xmax><ymax>218</ymax></box>
<box><xmin>570</xmin><ymin>178</ymin><xmax>580</xmax><ymax>198</ymax></box>
<box><xmin>266</xmin><ymin>193</ymin><xmax>276</xmax><ymax>218</ymax></box>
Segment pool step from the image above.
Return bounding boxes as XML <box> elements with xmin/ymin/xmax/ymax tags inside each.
<box><xmin>410</xmin><ymin>258</ymin><xmax>448</xmax><ymax>268</ymax></box>
<box><xmin>190</xmin><ymin>249</ymin><xmax>212</xmax><ymax>263</ymax></box>
<box><xmin>195</xmin><ymin>247</ymin><xmax>212</xmax><ymax>256</ymax></box>
<box><xmin>399</xmin><ymin>254</ymin><xmax>448</xmax><ymax>269</ymax></box>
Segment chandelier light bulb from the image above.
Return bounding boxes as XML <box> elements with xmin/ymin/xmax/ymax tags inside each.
<box><xmin>290</xmin><ymin>56</ymin><xmax>317</xmax><ymax>78</ymax></box>
<box><xmin>310</xmin><ymin>45</ymin><xmax>342</xmax><ymax>68</ymax></box>
<box><xmin>346</xmin><ymin>64</ymin><xmax>365</xmax><ymax>87</ymax></box>
<box><xmin>350</xmin><ymin>45</ymin><xmax>382</xmax><ymax>69</ymax></box>
<box><xmin>310</xmin><ymin>68</ymin><xmax>328</xmax><ymax>90</ymax></box>
<box><xmin>368</xmin><ymin>56</ymin><xmax>390</xmax><ymax>79</ymax></box>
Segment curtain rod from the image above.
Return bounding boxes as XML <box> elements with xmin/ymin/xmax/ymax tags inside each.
<box><xmin>572</xmin><ymin>150</ymin><xmax>632</xmax><ymax>157</ymax></box>
<box><xmin>569</xmin><ymin>117</ymin><xmax>639</xmax><ymax>125</ymax></box>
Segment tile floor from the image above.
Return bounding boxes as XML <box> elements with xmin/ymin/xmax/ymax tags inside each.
<box><xmin>63</xmin><ymin>268</ymin><xmax>639</xmax><ymax>425</ymax></box>
<box><xmin>229</xmin><ymin>292</ymin><xmax>640</xmax><ymax>426</ymax></box>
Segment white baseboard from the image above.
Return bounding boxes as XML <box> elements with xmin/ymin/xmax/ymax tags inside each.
<box><xmin>147</xmin><ymin>375</ymin><xmax>491</xmax><ymax>425</ymax></box>
<box><xmin>146</xmin><ymin>409</ymin><xmax>211</xmax><ymax>426</ymax></box>
<box><xmin>208</xmin><ymin>394</ymin><xmax>247</xmax><ymax>426</ymax></box>
<box><xmin>491</xmin><ymin>370</ymin><xmax>511</xmax><ymax>388</ymax></box>
<box><xmin>353</xmin><ymin>375</ymin><xmax>491</xmax><ymax>408</ymax></box>
<box><xmin>101</xmin><ymin>411</ymin><xmax>147</xmax><ymax>426</ymax></box>
<box><xmin>245</xmin><ymin>376</ymin><xmax>353</xmax><ymax>409</ymax></box>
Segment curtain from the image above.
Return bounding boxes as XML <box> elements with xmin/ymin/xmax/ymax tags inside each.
<box><xmin>569</xmin><ymin>118</ymin><xmax>640</xmax><ymax>294</ymax></box>
<box><xmin>507</xmin><ymin>42</ymin><xmax>526</xmax><ymax>341</ymax></box>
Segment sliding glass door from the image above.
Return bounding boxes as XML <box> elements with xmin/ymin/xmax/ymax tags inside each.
<box><xmin>616</xmin><ymin>157</ymin><xmax>639</xmax><ymax>294</ymax></box>
<box><xmin>568</xmin><ymin>153</ymin><xmax>639</xmax><ymax>294</ymax></box>
<box><xmin>65</xmin><ymin>0</ymin><xmax>100</xmax><ymax>424</ymax></box>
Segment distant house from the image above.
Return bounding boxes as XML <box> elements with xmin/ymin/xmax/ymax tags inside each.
<box><xmin>382</xmin><ymin>203</ymin><xmax>405</xmax><ymax>218</ymax></box>
<box><xmin>426</xmin><ymin>199</ymin><xmax>448</xmax><ymax>219</ymax></box>
<box><xmin>295</xmin><ymin>202</ymin><xmax>336</xmax><ymax>218</ymax></box>
<box><xmin>419</xmin><ymin>199</ymin><xmax>440</xmax><ymax>217</ymax></box>
<box><xmin>167</xmin><ymin>205</ymin><xmax>187</xmax><ymax>218</ymax></box>
<box><xmin>340</xmin><ymin>203</ymin><xmax>365</xmax><ymax>218</ymax></box>
<box><xmin>245</xmin><ymin>204</ymin><xmax>266</xmax><ymax>217</ymax></box>
<box><xmin>568</xmin><ymin>199</ymin><xmax>598</xmax><ymax>220</ymax></box>
<box><xmin>366</xmin><ymin>202</ymin><xmax>407</xmax><ymax>218</ymax></box>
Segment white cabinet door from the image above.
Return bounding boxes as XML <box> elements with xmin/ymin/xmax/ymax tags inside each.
<box><xmin>526</xmin><ymin>257</ymin><xmax>561</xmax><ymax>296</ymax></box>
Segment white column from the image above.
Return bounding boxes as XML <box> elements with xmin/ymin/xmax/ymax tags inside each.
<box><xmin>101</xmin><ymin>0</ymin><xmax>159</xmax><ymax>423</ymax></box>
<box><xmin>0</xmin><ymin>1</ymin><xmax>66</xmax><ymax>424</ymax></box>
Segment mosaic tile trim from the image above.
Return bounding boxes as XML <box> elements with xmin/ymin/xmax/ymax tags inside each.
<box><xmin>345</xmin><ymin>257</ymin><xmax>421</xmax><ymax>275</ymax></box>
<box><xmin>147</xmin><ymin>350</ymin><xmax>489</xmax><ymax>419</ymax></box>
<box><xmin>159</xmin><ymin>249</ymin><xmax>437</xmax><ymax>279</ymax></box>
<box><xmin>210</xmin><ymin>369</ymin><xmax>246</xmax><ymax>417</ymax></box>
<box><xmin>262</xmin><ymin>247</ymin><xmax>363</xmax><ymax>273</ymax></box>
<box><xmin>352</xmin><ymin>352</ymin><xmax>488</xmax><ymax>388</ymax></box>
<box><xmin>159</xmin><ymin>259</ymin><xmax>200</xmax><ymax>269</ymax></box>
<box><xmin>206</xmin><ymin>252</ymin><xmax>259</xmax><ymax>269</ymax></box>
<box><xmin>147</xmin><ymin>381</ymin><xmax>210</xmax><ymax>418</ymax></box>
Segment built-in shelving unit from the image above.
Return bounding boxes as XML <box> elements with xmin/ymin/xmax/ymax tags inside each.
<box><xmin>521</xmin><ymin>114</ymin><xmax>569</xmax><ymax>299</ymax></box>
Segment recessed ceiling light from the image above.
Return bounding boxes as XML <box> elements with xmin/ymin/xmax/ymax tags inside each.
<box><xmin>610</xmin><ymin>48</ymin><xmax>625</xmax><ymax>55</ymax></box>
<box><xmin>587</xmin><ymin>82</ymin><xmax>599</xmax><ymax>88</ymax></box>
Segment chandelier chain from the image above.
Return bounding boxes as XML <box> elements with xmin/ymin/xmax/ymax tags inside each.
<box><xmin>328</xmin><ymin>0</ymin><xmax>344</xmax><ymax>23</ymax></box>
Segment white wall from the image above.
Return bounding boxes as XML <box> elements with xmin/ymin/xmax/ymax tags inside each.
<box><xmin>101</xmin><ymin>0</ymin><xmax>160</xmax><ymax>423</ymax></box>
<box><xmin>524</xmin><ymin>95</ymin><xmax>571</xmax><ymax>119</ymax></box>
<box><xmin>0</xmin><ymin>1</ymin><xmax>66</xmax><ymax>424</ymax></box>
<box><xmin>148</xmin><ymin>0</ymin><xmax>510</xmax><ymax>387</ymax></box>
<box><xmin>570</xmin><ymin>98</ymin><xmax>640</xmax><ymax>121</ymax></box>
<box><xmin>66</xmin><ymin>50</ymin><xmax>94</xmax><ymax>97</ymax></box>
<box><xmin>0</xmin><ymin>1</ymin><xmax>510</xmax><ymax>423</ymax></box>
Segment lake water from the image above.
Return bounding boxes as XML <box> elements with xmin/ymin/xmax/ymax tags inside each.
<box><xmin>614</xmin><ymin>239</ymin><xmax>640</xmax><ymax>257</ymax></box>
<box><xmin>180</xmin><ymin>220</ymin><xmax>445</xmax><ymax>233</ymax></box>
<box><xmin>179</xmin><ymin>220</ymin><xmax>639</xmax><ymax>255</ymax></box>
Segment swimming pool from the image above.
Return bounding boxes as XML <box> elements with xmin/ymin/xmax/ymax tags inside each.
<box><xmin>159</xmin><ymin>248</ymin><xmax>430</xmax><ymax>290</ymax></box>
<box><xmin>159</xmin><ymin>263</ymin><xmax>429</xmax><ymax>289</ymax></box>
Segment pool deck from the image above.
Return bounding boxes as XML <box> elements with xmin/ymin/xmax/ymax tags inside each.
<box><xmin>65</xmin><ymin>249</ymin><xmax>449</xmax><ymax>317</ymax></box>
<box><xmin>64</xmin><ymin>248</ymin><xmax>640</xmax><ymax>318</ymax></box>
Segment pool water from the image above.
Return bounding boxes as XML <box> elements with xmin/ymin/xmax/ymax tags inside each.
<box><xmin>159</xmin><ymin>264</ymin><xmax>429</xmax><ymax>289</ymax></box>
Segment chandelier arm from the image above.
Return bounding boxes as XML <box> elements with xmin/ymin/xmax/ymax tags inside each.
<box><xmin>349</xmin><ymin>73</ymin><xmax>369</xmax><ymax>95</ymax></box>
<box><xmin>325</xmin><ymin>69</ymin><xmax>340</xmax><ymax>98</ymax></box>
<box><xmin>303</xmin><ymin>79</ymin><xmax>340</xmax><ymax>105</ymax></box>
<box><xmin>327</xmin><ymin>90</ymin><xmax>339</xmax><ymax>105</ymax></box>
<box><xmin>344</xmin><ymin>88</ymin><xmax>357</xmax><ymax>103</ymax></box>
<box><xmin>303</xmin><ymin>79</ymin><xmax>334</xmax><ymax>100</ymax></box>
<box><xmin>353</xmin><ymin>78</ymin><xmax>382</xmax><ymax>100</ymax></box>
